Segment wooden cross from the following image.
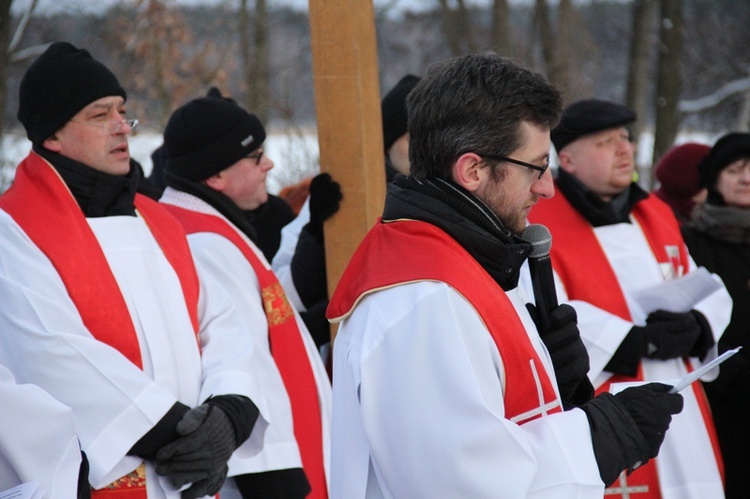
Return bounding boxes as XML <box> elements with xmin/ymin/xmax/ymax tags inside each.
<box><xmin>308</xmin><ymin>0</ymin><xmax>386</xmax><ymax>343</ymax></box>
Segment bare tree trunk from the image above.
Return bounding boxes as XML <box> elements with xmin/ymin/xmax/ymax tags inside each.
<box><xmin>626</xmin><ymin>0</ymin><xmax>657</xmax><ymax>146</ymax></box>
<box><xmin>438</xmin><ymin>0</ymin><xmax>476</xmax><ymax>56</ymax></box>
<box><xmin>554</xmin><ymin>0</ymin><xmax>573</xmax><ymax>98</ymax></box>
<box><xmin>534</xmin><ymin>0</ymin><xmax>557</xmax><ymax>83</ymax></box>
<box><xmin>490</xmin><ymin>0</ymin><xmax>510</xmax><ymax>56</ymax></box>
<box><xmin>239</xmin><ymin>0</ymin><xmax>253</xmax><ymax>111</ymax></box>
<box><xmin>240</xmin><ymin>0</ymin><xmax>269</xmax><ymax>121</ymax></box>
<box><xmin>736</xmin><ymin>91</ymin><xmax>750</xmax><ymax>131</ymax></box>
<box><xmin>252</xmin><ymin>0</ymin><xmax>269</xmax><ymax>122</ymax></box>
<box><xmin>652</xmin><ymin>0</ymin><xmax>683</xmax><ymax>178</ymax></box>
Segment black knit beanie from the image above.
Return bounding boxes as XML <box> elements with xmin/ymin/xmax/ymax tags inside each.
<box><xmin>698</xmin><ymin>132</ymin><xmax>750</xmax><ymax>204</ymax></box>
<box><xmin>552</xmin><ymin>99</ymin><xmax>636</xmax><ymax>152</ymax></box>
<box><xmin>381</xmin><ymin>74</ymin><xmax>421</xmax><ymax>152</ymax></box>
<box><xmin>18</xmin><ymin>42</ymin><xmax>127</xmax><ymax>145</ymax></box>
<box><xmin>164</xmin><ymin>97</ymin><xmax>266</xmax><ymax>181</ymax></box>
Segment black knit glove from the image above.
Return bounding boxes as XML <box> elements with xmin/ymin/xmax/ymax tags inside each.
<box><xmin>688</xmin><ymin>310</ymin><xmax>715</xmax><ymax>361</ymax></box>
<box><xmin>527</xmin><ymin>303</ymin><xmax>593</xmax><ymax>406</ymax></box>
<box><xmin>305</xmin><ymin>173</ymin><xmax>342</xmax><ymax>242</ymax></box>
<box><xmin>580</xmin><ymin>383</ymin><xmax>683</xmax><ymax>486</ymax></box>
<box><xmin>639</xmin><ymin>309</ymin><xmax>703</xmax><ymax>360</ymax></box>
<box><xmin>155</xmin><ymin>404</ymin><xmax>237</xmax><ymax>497</ymax></box>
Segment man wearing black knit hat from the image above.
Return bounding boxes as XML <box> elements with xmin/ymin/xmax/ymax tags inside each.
<box><xmin>0</xmin><ymin>42</ymin><xmax>270</xmax><ymax>499</ymax></box>
<box><xmin>160</xmin><ymin>95</ymin><xmax>332</xmax><ymax>499</ymax></box>
<box><xmin>527</xmin><ymin>98</ymin><xmax>732</xmax><ymax>498</ymax></box>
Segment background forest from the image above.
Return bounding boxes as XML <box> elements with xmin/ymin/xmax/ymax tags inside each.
<box><xmin>1</xmin><ymin>0</ymin><xmax>750</xmax><ymax>191</ymax></box>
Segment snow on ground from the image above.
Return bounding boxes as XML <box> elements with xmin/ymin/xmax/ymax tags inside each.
<box><xmin>1</xmin><ymin>127</ymin><xmax>321</xmax><ymax>195</ymax></box>
<box><xmin>2</xmin><ymin>127</ymin><xmax>718</xmax><ymax>193</ymax></box>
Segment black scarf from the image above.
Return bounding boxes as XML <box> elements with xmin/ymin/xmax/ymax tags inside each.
<box><xmin>383</xmin><ymin>175</ymin><xmax>533</xmax><ymax>291</ymax></box>
<box><xmin>690</xmin><ymin>202</ymin><xmax>750</xmax><ymax>245</ymax></box>
<box><xmin>555</xmin><ymin>168</ymin><xmax>648</xmax><ymax>227</ymax></box>
<box><xmin>34</xmin><ymin>145</ymin><xmax>139</xmax><ymax>218</ymax></box>
<box><xmin>164</xmin><ymin>171</ymin><xmax>259</xmax><ymax>243</ymax></box>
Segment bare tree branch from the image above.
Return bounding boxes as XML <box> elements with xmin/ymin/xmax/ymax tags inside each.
<box><xmin>8</xmin><ymin>0</ymin><xmax>38</xmax><ymax>53</ymax></box>
<box><xmin>679</xmin><ymin>75</ymin><xmax>750</xmax><ymax>113</ymax></box>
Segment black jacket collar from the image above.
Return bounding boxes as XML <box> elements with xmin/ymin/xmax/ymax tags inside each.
<box><xmin>34</xmin><ymin>145</ymin><xmax>139</xmax><ymax>218</ymax></box>
<box><xmin>555</xmin><ymin>168</ymin><xmax>648</xmax><ymax>227</ymax></box>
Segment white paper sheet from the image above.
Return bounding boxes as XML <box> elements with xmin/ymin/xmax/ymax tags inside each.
<box><xmin>630</xmin><ymin>267</ymin><xmax>723</xmax><ymax>315</ymax></box>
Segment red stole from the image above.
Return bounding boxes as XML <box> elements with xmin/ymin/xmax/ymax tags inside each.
<box><xmin>529</xmin><ymin>189</ymin><xmax>723</xmax><ymax>496</ymax></box>
<box><xmin>328</xmin><ymin>219</ymin><xmax>562</xmax><ymax>424</ymax></box>
<box><xmin>164</xmin><ymin>205</ymin><xmax>328</xmax><ymax>499</ymax></box>
<box><xmin>0</xmin><ymin>152</ymin><xmax>200</xmax><ymax>498</ymax></box>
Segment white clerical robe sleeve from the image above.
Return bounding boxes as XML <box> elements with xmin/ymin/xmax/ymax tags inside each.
<box><xmin>271</xmin><ymin>198</ymin><xmax>310</xmax><ymax>311</ymax></box>
<box><xmin>0</xmin><ymin>212</ymin><xmax>177</xmax><ymax>486</ymax></box>
<box><xmin>189</xmin><ymin>230</ymin><xmax>332</xmax><ymax>482</ymax></box>
<box><xmin>331</xmin><ymin>281</ymin><xmax>603</xmax><ymax>499</ymax></box>
<box><xmin>192</xmin><ymin>259</ymin><xmax>271</xmax><ymax>459</ymax></box>
<box><xmin>0</xmin><ymin>364</ymin><xmax>82</xmax><ymax>498</ymax></box>
<box><xmin>188</xmin><ymin>232</ymin><xmax>302</xmax><ymax>473</ymax></box>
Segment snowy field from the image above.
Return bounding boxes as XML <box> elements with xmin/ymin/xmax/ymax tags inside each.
<box><xmin>2</xmin><ymin>127</ymin><xmax>718</xmax><ymax>193</ymax></box>
<box><xmin>1</xmin><ymin>127</ymin><xmax>321</xmax><ymax>195</ymax></box>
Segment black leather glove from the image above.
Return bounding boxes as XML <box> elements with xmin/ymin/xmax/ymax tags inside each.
<box><xmin>155</xmin><ymin>404</ymin><xmax>236</xmax><ymax>496</ymax></box>
<box><xmin>305</xmin><ymin>173</ymin><xmax>342</xmax><ymax>242</ymax></box>
<box><xmin>638</xmin><ymin>309</ymin><xmax>702</xmax><ymax>360</ymax></box>
<box><xmin>580</xmin><ymin>382</ymin><xmax>683</xmax><ymax>486</ymax></box>
<box><xmin>527</xmin><ymin>303</ymin><xmax>593</xmax><ymax>405</ymax></box>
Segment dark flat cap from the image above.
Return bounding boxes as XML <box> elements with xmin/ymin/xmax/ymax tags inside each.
<box><xmin>551</xmin><ymin>99</ymin><xmax>636</xmax><ymax>152</ymax></box>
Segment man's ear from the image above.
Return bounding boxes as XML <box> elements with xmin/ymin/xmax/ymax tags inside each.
<box><xmin>42</xmin><ymin>134</ymin><xmax>62</xmax><ymax>153</ymax></box>
<box><xmin>452</xmin><ymin>152</ymin><xmax>486</xmax><ymax>193</ymax></box>
<box><xmin>204</xmin><ymin>172</ymin><xmax>226</xmax><ymax>191</ymax></box>
<box><xmin>557</xmin><ymin>150</ymin><xmax>575</xmax><ymax>174</ymax></box>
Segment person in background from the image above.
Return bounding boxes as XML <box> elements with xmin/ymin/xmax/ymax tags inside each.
<box><xmin>382</xmin><ymin>74</ymin><xmax>421</xmax><ymax>181</ymax></box>
<box><xmin>654</xmin><ymin>142</ymin><xmax>711</xmax><ymax>225</ymax></box>
<box><xmin>528</xmin><ymin>98</ymin><xmax>732</xmax><ymax>498</ymax></box>
<box><xmin>160</xmin><ymin>95</ymin><xmax>332</xmax><ymax>499</ymax></box>
<box><xmin>148</xmin><ymin>87</ymin><xmax>296</xmax><ymax>261</ymax></box>
<box><xmin>0</xmin><ymin>41</ymin><xmax>269</xmax><ymax>498</ymax></box>
<box><xmin>0</xmin><ymin>362</ymin><xmax>89</xmax><ymax>498</ymax></box>
<box><xmin>682</xmin><ymin>132</ymin><xmax>750</xmax><ymax>499</ymax></box>
<box><xmin>271</xmin><ymin>74</ymin><xmax>420</xmax><ymax>352</ymax></box>
<box><xmin>327</xmin><ymin>53</ymin><xmax>684</xmax><ymax>498</ymax></box>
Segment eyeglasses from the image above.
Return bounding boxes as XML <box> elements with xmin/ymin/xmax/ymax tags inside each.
<box><xmin>70</xmin><ymin>118</ymin><xmax>139</xmax><ymax>134</ymax></box>
<box><xmin>246</xmin><ymin>150</ymin><xmax>264</xmax><ymax>166</ymax></box>
<box><xmin>476</xmin><ymin>152</ymin><xmax>550</xmax><ymax>180</ymax></box>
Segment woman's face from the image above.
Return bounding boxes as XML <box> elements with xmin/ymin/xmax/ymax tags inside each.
<box><xmin>716</xmin><ymin>157</ymin><xmax>750</xmax><ymax>208</ymax></box>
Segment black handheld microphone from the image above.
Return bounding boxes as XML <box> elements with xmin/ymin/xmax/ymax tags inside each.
<box><xmin>521</xmin><ymin>224</ymin><xmax>558</xmax><ymax>335</ymax></box>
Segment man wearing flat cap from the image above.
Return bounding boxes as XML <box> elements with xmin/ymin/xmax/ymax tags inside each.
<box><xmin>0</xmin><ymin>42</ymin><xmax>271</xmax><ymax>498</ymax></box>
<box><xmin>528</xmin><ymin>98</ymin><xmax>732</xmax><ymax>498</ymax></box>
<box><xmin>159</xmin><ymin>95</ymin><xmax>332</xmax><ymax>499</ymax></box>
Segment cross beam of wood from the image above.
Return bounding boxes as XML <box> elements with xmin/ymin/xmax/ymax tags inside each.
<box><xmin>309</xmin><ymin>0</ymin><xmax>385</xmax><ymax>341</ymax></box>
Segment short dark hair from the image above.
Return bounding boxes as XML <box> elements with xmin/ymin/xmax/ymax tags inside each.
<box><xmin>407</xmin><ymin>53</ymin><xmax>562</xmax><ymax>180</ymax></box>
